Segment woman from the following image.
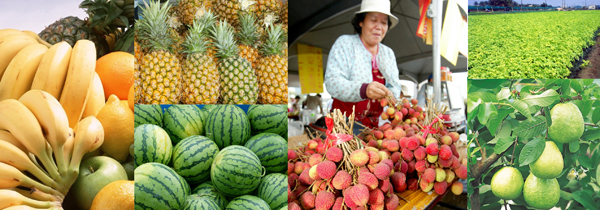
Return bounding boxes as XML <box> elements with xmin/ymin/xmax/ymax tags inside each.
<box><xmin>325</xmin><ymin>0</ymin><xmax>403</xmax><ymax>133</ymax></box>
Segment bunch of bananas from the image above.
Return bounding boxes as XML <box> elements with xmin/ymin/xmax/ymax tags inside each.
<box><xmin>0</xmin><ymin>90</ymin><xmax>105</xmax><ymax>209</ymax></box>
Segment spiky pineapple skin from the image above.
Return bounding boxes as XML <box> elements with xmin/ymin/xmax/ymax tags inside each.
<box><xmin>238</xmin><ymin>44</ymin><xmax>259</xmax><ymax>70</ymax></box>
<box><xmin>257</xmin><ymin>54</ymin><xmax>287</xmax><ymax>104</ymax></box>
<box><xmin>141</xmin><ymin>50</ymin><xmax>182</xmax><ymax>104</ymax></box>
<box><xmin>176</xmin><ymin>0</ymin><xmax>212</xmax><ymax>26</ymax></box>
<box><xmin>182</xmin><ymin>53</ymin><xmax>220</xmax><ymax>104</ymax></box>
<box><xmin>39</xmin><ymin>16</ymin><xmax>109</xmax><ymax>58</ymax></box>
<box><xmin>134</xmin><ymin>41</ymin><xmax>144</xmax><ymax>103</ymax></box>
<box><xmin>256</xmin><ymin>0</ymin><xmax>282</xmax><ymax>20</ymax></box>
<box><xmin>280</xmin><ymin>0</ymin><xmax>288</xmax><ymax>32</ymax></box>
<box><xmin>214</xmin><ymin>0</ymin><xmax>256</xmax><ymax>27</ymax></box>
<box><xmin>219</xmin><ymin>57</ymin><xmax>257</xmax><ymax>104</ymax></box>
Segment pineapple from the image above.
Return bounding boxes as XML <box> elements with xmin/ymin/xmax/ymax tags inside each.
<box><xmin>257</xmin><ymin>12</ymin><xmax>278</xmax><ymax>42</ymax></box>
<box><xmin>175</xmin><ymin>0</ymin><xmax>213</xmax><ymax>26</ymax></box>
<box><xmin>256</xmin><ymin>0</ymin><xmax>282</xmax><ymax>21</ymax></box>
<box><xmin>210</xmin><ymin>19</ymin><xmax>258</xmax><ymax>104</ymax></box>
<box><xmin>213</xmin><ymin>0</ymin><xmax>257</xmax><ymax>27</ymax></box>
<box><xmin>167</xmin><ymin>15</ymin><xmax>186</xmax><ymax>63</ymax></box>
<box><xmin>194</xmin><ymin>8</ymin><xmax>219</xmax><ymax>63</ymax></box>
<box><xmin>280</xmin><ymin>0</ymin><xmax>288</xmax><ymax>32</ymax></box>
<box><xmin>236</xmin><ymin>13</ymin><xmax>260</xmax><ymax>70</ymax></box>
<box><xmin>134</xmin><ymin>41</ymin><xmax>144</xmax><ymax>104</ymax></box>
<box><xmin>181</xmin><ymin>19</ymin><xmax>220</xmax><ymax>104</ymax></box>
<box><xmin>138</xmin><ymin>0</ymin><xmax>182</xmax><ymax>104</ymax></box>
<box><xmin>257</xmin><ymin>24</ymin><xmax>287</xmax><ymax>104</ymax></box>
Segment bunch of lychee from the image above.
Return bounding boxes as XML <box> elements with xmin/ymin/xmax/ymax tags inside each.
<box><xmin>378</xmin><ymin>98</ymin><xmax>425</xmax><ymax>129</ymax></box>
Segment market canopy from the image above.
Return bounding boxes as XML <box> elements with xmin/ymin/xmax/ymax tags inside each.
<box><xmin>288</xmin><ymin>0</ymin><xmax>467</xmax><ymax>86</ymax></box>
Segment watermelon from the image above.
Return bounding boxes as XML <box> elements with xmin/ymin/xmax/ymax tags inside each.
<box><xmin>173</xmin><ymin>135</ymin><xmax>219</xmax><ymax>186</ymax></box>
<box><xmin>278</xmin><ymin>205</ymin><xmax>288</xmax><ymax>210</ymax></box>
<box><xmin>205</xmin><ymin>105</ymin><xmax>251</xmax><ymax>149</ymax></box>
<box><xmin>163</xmin><ymin>105</ymin><xmax>204</xmax><ymax>144</ymax></box>
<box><xmin>192</xmin><ymin>182</ymin><xmax>229</xmax><ymax>210</ymax></box>
<box><xmin>225</xmin><ymin>195</ymin><xmax>269</xmax><ymax>210</ymax></box>
<box><xmin>182</xmin><ymin>195</ymin><xmax>221</xmax><ymax>210</ymax></box>
<box><xmin>211</xmin><ymin>145</ymin><xmax>263</xmax><ymax>197</ymax></box>
<box><xmin>134</xmin><ymin>104</ymin><xmax>163</xmax><ymax>127</ymax></box>
<box><xmin>247</xmin><ymin>105</ymin><xmax>287</xmax><ymax>136</ymax></box>
<box><xmin>256</xmin><ymin>173</ymin><xmax>288</xmax><ymax>210</ymax></box>
<box><xmin>134</xmin><ymin>124</ymin><xmax>172</xmax><ymax>167</ymax></box>
<box><xmin>244</xmin><ymin>133</ymin><xmax>287</xmax><ymax>173</ymax></box>
<box><xmin>135</xmin><ymin>163</ymin><xmax>190</xmax><ymax>210</ymax></box>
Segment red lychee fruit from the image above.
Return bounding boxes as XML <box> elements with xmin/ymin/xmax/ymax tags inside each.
<box><xmin>358</xmin><ymin>167</ymin><xmax>370</xmax><ymax>175</ymax></box>
<box><xmin>381</xmin><ymin>112</ymin><xmax>389</xmax><ymax>120</ymax></box>
<box><xmin>407</xmin><ymin>160</ymin><xmax>416</xmax><ymax>173</ymax></box>
<box><xmin>379</xmin><ymin>179</ymin><xmax>392</xmax><ymax>193</ymax></box>
<box><xmin>326</xmin><ymin>146</ymin><xmax>343</xmax><ymax>162</ymax></box>
<box><xmin>288</xmin><ymin>162</ymin><xmax>294</xmax><ymax>174</ymax></box>
<box><xmin>316</xmin><ymin>160</ymin><xmax>336</xmax><ymax>179</ymax></box>
<box><xmin>414</xmin><ymin>135</ymin><xmax>426</xmax><ymax>146</ymax></box>
<box><xmin>427</xmin><ymin>154</ymin><xmax>438</xmax><ymax>163</ymax></box>
<box><xmin>415</xmin><ymin>160</ymin><xmax>428</xmax><ymax>173</ymax></box>
<box><xmin>399</xmin><ymin>160</ymin><xmax>408</xmax><ymax>174</ymax></box>
<box><xmin>294</xmin><ymin>162</ymin><xmax>304</xmax><ymax>174</ymax></box>
<box><xmin>289</xmin><ymin>201</ymin><xmax>302</xmax><ymax>210</ymax></box>
<box><xmin>349</xmin><ymin>184</ymin><xmax>370</xmax><ymax>206</ymax></box>
<box><xmin>411</xmin><ymin>98</ymin><xmax>418</xmax><ymax>105</ymax></box>
<box><xmin>414</xmin><ymin>146</ymin><xmax>426</xmax><ymax>160</ymax></box>
<box><xmin>420</xmin><ymin>179</ymin><xmax>434</xmax><ymax>192</ymax></box>
<box><xmin>300</xmin><ymin>192</ymin><xmax>316</xmax><ymax>209</ymax></box>
<box><xmin>384</xmin><ymin>129</ymin><xmax>395</xmax><ymax>139</ymax></box>
<box><xmin>435</xmin><ymin>168</ymin><xmax>446</xmax><ymax>182</ymax></box>
<box><xmin>405</xmin><ymin>128</ymin><xmax>415</xmax><ymax>137</ymax></box>
<box><xmin>343</xmin><ymin>187</ymin><xmax>358</xmax><ymax>208</ymax></box>
<box><xmin>440</xmin><ymin>135</ymin><xmax>452</xmax><ymax>145</ymax></box>
<box><xmin>449</xmin><ymin>132</ymin><xmax>460</xmax><ymax>143</ymax></box>
<box><xmin>451</xmin><ymin>144</ymin><xmax>459</xmax><ymax>158</ymax></box>
<box><xmin>379</xmin><ymin>123</ymin><xmax>392</xmax><ymax>131</ymax></box>
<box><xmin>368</xmin><ymin>188</ymin><xmax>385</xmax><ymax>205</ymax></box>
<box><xmin>373</xmin><ymin>130</ymin><xmax>384</xmax><ymax>140</ymax></box>
<box><xmin>451</xmin><ymin>156</ymin><xmax>461</xmax><ymax>169</ymax></box>
<box><xmin>299</xmin><ymin>169</ymin><xmax>314</xmax><ymax>185</ymax></box>
<box><xmin>445</xmin><ymin>169</ymin><xmax>456</xmax><ymax>183</ymax></box>
<box><xmin>374</xmin><ymin>163</ymin><xmax>391</xmax><ymax>180</ymax></box>
<box><xmin>439</xmin><ymin>156</ymin><xmax>453</xmax><ymax>168</ymax></box>
<box><xmin>309</xmin><ymin>166</ymin><xmax>321</xmax><ymax>180</ymax></box>
<box><xmin>368</xmin><ymin>151</ymin><xmax>381</xmax><ymax>165</ymax></box>
<box><xmin>316</xmin><ymin>143</ymin><xmax>327</xmax><ymax>154</ymax></box>
<box><xmin>434</xmin><ymin>181</ymin><xmax>448</xmax><ymax>195</ymax></box>
<box><xmin>391</xmin><ymin>172</ymin><xmax>407</xmax><ymax>192</ymax></box>
<box><xmin>401</xmin><ymin>108</ymin><xmax>408</xmax><ymax>116</ymax></box>
<box><xmin>381</xmin><ymin>159</ymin><xmax>394</xmax><ymax>169</ymax></box>
<box><xmin>332</xmin><ymin>170</ymin><xmax>352</xmax><ymax>190</ymax></box>
<box><xmin>350</xmin><ymin>149</ymin><xmax>369</xmax><ymax>167</ymax></box>
<box><xmin>390</xmin><ymin>151</ymin><xmax>401</xmax><ymax>164</ymax></box>
<box><xmin>315</xmin><ymin>191</ymin><xmax>335</xmax><ymax>210</ymax></box>
<box><xmin>401</xmin><ymin>148</ymin><xmax>414</xmax><ymax>161</ymax></box>
<box><xmin>451</xmin><ymin>182</ymin><xmax>463</xmax><ymax>195</ymax></box>
<box><xmin>288</xmin><ymin>149</ymin><xmax>298</xmax><ymax>160</ymax></box>
<box><xmin>367</xmin><ymin>139</ymin><xmax>379</xmax><ymax>148</ymax></box>
<box><xmin>399</xmin><ymin>137</ymin><xmax>409</xmax><ymax>149</ymax></box>
<box><xmin>407</xmin><ymin>178</ymin><xmax>419</xmax><ymax>191</ymax></box>
<box><xmin>454</xmin><ymin>165</ymin><xmax>467</xmax><ymax>179</ymax></box>
<box><xmin>289</xmin><ymin>173</ymin><xmax>299</xmax><ymax>187</ymax></box>
<box><xmin>312</xmin><ymin>180</ymin><xmax>327</xmax><ymax>194</ymax></box>
<box><xmin>309</xmin><ymin>154</ymin><xmax>323</xmax><ymax>166</ymax></box>
<box><xmin>307</xmin><ymin>140</ymin><xmax>318</xmax><ymax>150</ymax></box>
<box><xmin>426</xmin><ymin>143</ymin><xmax>439</xmax><ymax>156</ymax></box>
<box><xmin>439</xmin><ymin>145</ymin><xmax>452</xmax><ymax>160</ymax></box>
<box><xmin>386</xmin><ymin>140</ymin><xmax>400</xmax><ymax>152</ymax></box>
<box><xmin>358</xmin><ymin>172</ymin><xmax>379</xmax><ymax>190</ymax></box>
<box><xmin>378</xmin><ymin>151</ymin><xmax>389</xmax><ymax>161</ymax></box>
<box><xmin>403</xmin><ymin>102</ymin><xmax>411</xmax><ymax>109</ymax></box>
<box><xmin>423</xmin><ymin>168</ymin><xmax>436</xmax><ymax>183</ymax></box>
<box><xmin>384</xmin><ymin>194</ymin><xmax>399</xmax><ymax>210</ymax></box>
<box><xmin>406</xmin><ymin>137</ymin><xmax>419</xmax><ymax>150</ymax></box>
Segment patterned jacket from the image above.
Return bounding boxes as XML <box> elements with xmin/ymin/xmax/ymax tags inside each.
<box><xmin>325</xmin><ymin>34</ymin><xmax>402</xmax><ymax>102</ymax></box>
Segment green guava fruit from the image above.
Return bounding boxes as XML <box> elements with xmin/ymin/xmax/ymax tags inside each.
<box><xmin>523</xmin><ymin>173</ymin><xmax>560</xmax><ymax>209</ymax></box>
<box><xmin>529</xmin><ymin>141</ymin><xmax>563</xmax><ymax>179</ymax></box>
<box><xmin>548</xmin><ymin>103</ymin><xmax>584</xmax><ymax>144</ymax></box>
<box><xmin>491</xmin><ymin>166</ymin><xmax>524</xmax><ymax>200</ymax></box>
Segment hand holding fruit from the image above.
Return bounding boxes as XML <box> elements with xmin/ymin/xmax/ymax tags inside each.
<box><xmin>366</xmin><ymin>81</ymin><xmax>394</xmax><ymax>101</ymax></box>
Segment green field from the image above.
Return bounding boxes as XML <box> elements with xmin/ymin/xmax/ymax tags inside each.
<box><xmin>469</xmin><ymin>11</ymin><xmax>600</xmax><ymax>79</ymax></box>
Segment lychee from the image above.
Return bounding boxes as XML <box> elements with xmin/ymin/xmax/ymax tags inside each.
<box><xmin>308</xmin><ymin>140</ymin><xmax>318</xmax><ymax>150</ymax></box>
<box><xmin>407</xmin><ymin>160</ymin><xmax>416</xmax><ymax>173</ymax></box>
<box><xmin>381</xmin><ymin>159</ymin><xmax>394</xmax><ymax>169</ymax></box>
<box><xmin>401</xmin><ymin>107</ymin><xmax>408</xmax><ymax>116</ymax></box>
<box><xmin>312</xmin><ymin>180</ymin><xmax>327</xmax><ymax>194</ymax></box>
<box><xmin>379</xmin><ymin>123</ymin><xmax>392</xmax><ymax>131</ymax></box>
<box><xmin>440</xmin><ymin>135</ymin><xmax>452</xmax><ymax>145</ymax></box>
<box><xmin>326</xmin><ymin>146</ymin><xmax>343</xmax><ymax>162</ymax></box>
<box><xmin>399</xmin><ymin>161</ymin><xmax>408</xmax><ymax>174</ymax></box>
<box><xmin>425</xmin><ymin>137</ymin><xmax>437</xmax><ymax>146</ymax></box>
<box><xmin>371</xmin><ymin>203</ymin><xmax>384</xmax><ymax>210</ymax></box>
<box><xmin>390</xmin><ymin>151</ymin><xmax>401</xmax><ymax>163</ymax></box>
<box><xmin>451</xmin><ymin>156</ymin><xmax>461</xmax><ymax>169</ymax></box>
<box><xmin>439</xmin><ymin>145</ymin><xmax>452</xmax><ymax>160</ymax></box>
<box><xmin>309</xmin><ymin>166</ymin><xmax>321</xmax><ymax>180</ymax></box>
<box><xmin>358</xmin><ymin>167</ymin><xmax>370</xmax><ymax>175</ymax></box>
<box><xmin>411</xmin><ymin>98</ymin><xmax>418</xmax><ymax>105</ymax></box>
<box><xmin>293</xmin><ymin>185</ymin><xmax>308</xmax><ymax>197</ymax></box>
<box><xmin>394</xmin><ymin>112</ymin><xmax>404</xmax><ymax>123</ymax></box>
<box><xmin>374</xmin><ymin>163</ymin><xmax>391</xmax><ymax>180</ymax></box>
<box><xmin>384</xmin><ymin>194</ymin><xmax>399</xmax><ymax>210</ymax></box>
<box><xmin>288</xmin><ymin>149</ymin><xmax>298</xmax><ymax>160</ymax></box>
<box><xmin>451</xmin><ymin>182</ymin><xmax>463</xmax><ymax>195</ymax></box>
<box><xmin>423</xmin><ymin>168</ymin><xmax>436</xmax><ymax>183</ymax></box>
<box><xmin>384</xmin><ymin>129</ymin><xmax>395</xmax><ymax>139</ymax></box>
<box><xmin>386</xmin><ymin>139</ymin><xmax>400</xmax><ymax>152</ymax></box>
<box><xmin>378</xmin><ymin>150</ymin><xmax>390</xmax><ymax>161</ymax></box>
<box><xmin>373</xmin><ymin>130</ymin><xmax>384</xmax><ymax>139</ymax></box>
<box><xmin>454</xmin><ymin>164</ymin><xmax>467</xmax><ymax>179</ymax></box>
<box><xmin>332</xmin><ymin>197</ymin><xmax>343</xmax><ymax>210</ymax></box>
<box><xmin>391</xmin><ymin>172</ymin><xmax>407</xmax><ymax>192</ymax></box>
<box><xmin>350</xmin><ymin>149</ymin><xmax>369</xmax><ymax>167</ymax></box>
<box><xmin>343</xmin><ymin>189</ymin><xmax>358</xmax><ymax>208</ymax></box>
<box><xmin>434</xmin><ymin>181</ymin><xmax>448</xmax><ymax>195</ymax></box>
<box><xmin>349</xmin><ymin>184</ymin><xmax>370</xmax><ymax>206</ymax></box>
<box><xmin>408</xmin><ymin>108</ymin><xmax>415</xmax><ymax>115</ymax></box>
<box><xmin>294</xmin><ymin>162</ymin><xmax>304</xmax><ymax>174</ymax></box>
<box><xmin>414</xmin><ymin>146</ymin><xmax>426</xmax><ymax>160</ymax></box>
<box><xmin>427</xmin><ymin>154</ymin><xmax>439</xmax><ymax>163</ymax></box>
<box><xmin>420</xmin><ymin>179</ymin><xmax>433</xmax><ymax>192</ymax></box>
<box><xmin>288</xmin><ymin>162</ymin><xmax>294</xmax><ymax>174</ymax></box>
<box><xmin>309</xmin><ymin>154</ymin><xmax>323</xmax><ymax>166</ymax></box>
<box><xmin>332</xmin><ymin>170</ymin><xmax>352</xmax><ymax>190</ymax></box>
<box><xmin>368</xmin><ymin>151</ymin><xmax>381</xmax><ymax>165</ymax></box>
<box><xmin>406</xmin><ymin>128</ymin><xmax>415</xmax><ymax>137</ymax></box>
<box><xmin>403</xmin><ymin>102</ymin><xmax>411</xmax><ymax>109</ymax></box>
<box><xmin>426</xmin><ymin>142</ymin><xmax>439</xmax><ymax>156</ymax></box>
<box><xmin>401</xmin><ymin>148</ymin><xmax>414</xmax><ymax>161</ymax></box>
<box><xmin>445</xmin><ymin>169</ymin><xmax>456</xmax><ymax>183</ymax></box>
<box><xmin>414</xmin><ymin>135</ymin><xmax>426</xmax><ymax>146</ymax></box>
<box><xmin>368</xmin><ymin>188</ymin><xmax>385</xmax><ymax>205</ymax></box>
<box><xmin>300</xmin><ymin>192</ymin><xmax>316</xmax><ymax>209</ymax></box>
<box><xmin>381</xmin><ymin>112</ymin><xmax>389</xmax><ymax>120</ymax></box>
<box><xmin>379</xmin><ymin>179</ymin><xmax>392</xmax><ymax>193</ymax></box>
<box><xmin>406</xmin><ymin>137</ymin><xmax>419</xmax><ymax>150</ymax></box>
<box><xmin>439</xmin><ymin>156</ymin><xmax>453</xmax><ymax>168</ymax></box>
<box><xmin>315</xmin><ymin>191</ymin><xmax>335</xmax><ymax>210</ymax></box>
<box><xmin>451</xmin><ymin>144</ymin><xmax>460</xmax><ymax>158</ymax></box>
<box><xmin>316</xmin><ymin>160</ymin><xmax>336</xmax><ymax>179</ymax></box>
<box><xmin>448</xmin><ymin>132</ymin><xmax>460</xmax><ymax>143</ymax></box>
<box><xmin>358</xmin><ymin>171</ymin><xmax>379</xmax><ymax>190</ymax></box>
<box><xmin>407</xmin><ymin>178</ymin><xmax>419</xmax><ymax>191</ymax></box>
<box><xmin>415</xmin><ymin>160</ymin><xmax>428</xmax><ymax>173</ymax></box>
<box><xmin>299</xmin><ymin>169</ymin><xmax>314</xmax><ymax>185</ymax></box>
<box><xmin>289</xmin><ymin>173</ymin><xmax>299</xmax><ymax>187</ymax></box>
<box><xmin>316</xmin><ymin>143</ymin><xmax>327</xmax><ymax>154</ymax></box>
<box><xmin>289</xmin><ymin>202</ymin><xmax>302</xmax><ymax>210</ymax></box>
<box><xmin>435</xmin><ymin>168</ymin><xmax>446</xmax><ymax>182</ymax></box>
<box><xmin>367</xmin><ymin>139</ymin><xmax>379</xmax><ymax>148</ymax></box>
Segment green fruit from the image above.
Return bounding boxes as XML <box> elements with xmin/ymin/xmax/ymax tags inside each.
<box><xmin>523</xmin><ymin>173</ymin><xmax>560</xmax><ymax>209</ymax></box>
<box><xmin>490</xmin><ymin>166</ymin><xmax>524</xmax><ymax>200</ymax></box>
<box><xmin>529</xmin><ymin>141</ymin><xmax>563</xmax><ymax>179</ymax></box>
<box><xmin>548</xmin><ymin>103</ymin><xmax>584</xmax><ymax>143</ymax></box>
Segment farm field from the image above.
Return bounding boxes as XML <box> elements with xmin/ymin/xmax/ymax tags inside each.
<box><xmin>469</xmin><ymin>10</ymin><xmax>600</xmax><ymax>79</ymax></box>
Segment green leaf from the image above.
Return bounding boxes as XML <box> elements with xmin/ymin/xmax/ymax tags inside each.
<box><xmin>572</xmin><ymin>191</ymin><xmax>599</xmax><ymax>210</ymax></box>
<box><xmin>544</xmin><ymin>79</ymin><xmax>560</xmax><ymax>89</ymax></box>
<box><xmin>522</xmin><ymin>89</ymin><xmax>560</xmax><ymax>107</ymax></box>
<box><xmin>581</xmin><ymin>100</ymin><xmax>593</xmax><ymax>118</ymax></box>
<box><xmin>497</xmin><ymin>87</ymin><xmax>511</xmax><ymax>101</ymax></box>
<box><xmin>478</xmin><ymin>102</ymin><xmax>497</xmax><ymax>126</ymax></box>
<box><xmin>519</xmin><ymin>137</ymin><xmax>546</xmax><ymax>167</ymax></box>
<box><xmin>583</xmin><ymin>79</ymin><xmax>593</xmax><ymax>86</ymax></box>
<box><xmin>467</xmin><ymin>98</ymin><xmax>481</xmax><ymax>122</ymax></box>
<box><xmin>560</xmin><ymin>190</ymin><xmax>573</xmax><ymax>200</ymax></box>
<box><xmin>471</xmin><ymin>147</ymin><xmax>482</xmax><ymax>156</ymax></box>
<box><xmin>582</xmin><ymin>128</ymin><xmax>600</xmax><ymax>142</ymax></box>
<box><xmin>597</xmin><ymin>164</ymin><xmax>600</xmax><ymax>185</ymax></box>
<box><xmin>469</xmin><ymin>92</ymin><xmax>499</xmax><ymax>103</ymax></box>
<box><xmin>510</xmin><ymin>100</ymin><xmax>531</xmax><ymax>119</ymax></box>
<box><xmin>571</xmin><ymin>79</ymin><xmax>583</xmax><ymax>93</ymax></box>
<box><xmin>543</xmin><ymin>106</ymin><xmax>552</xmax><ymax>128</ymax></box>
<box><xmin>579</xmin><ymin>155</ymin><xmax>593</xmax><ymax>168</ymax></box>
<box><xmin>592</xmin><ymin>108</ymin><xmax>600</xmax><ymax>125</ymax></box>
<box><xmin>494</xmin><ymin>137</ymin><xmax>514</xmax><ymax>154</ymax></box>
<box><xmin>470</xmin><ymin>80</ymin><xmax>507</xmax><ymax>90</ymax></box>
<box><xmin>488</xmin><ymin>109</ymin><xmax>512</xmax><ymax>136</ymax></box>
<box><xmin>561</xmin><ymin>80</ymin><xmax>571</xmax><ymax>95</ymax></box>
<box><xmin>490</xmin><ymin>120</ymin><xmax>514</xmax><ymax>144</ymax></box>
<box><xmin>569</xmin><ymin>141</ymin><xmax>580</xmax><ymax>153</ymax></box>
<box><xmin>513</xmin><ymin>115</ymin><xmax>547</xmax><ymax>139</ymax></box>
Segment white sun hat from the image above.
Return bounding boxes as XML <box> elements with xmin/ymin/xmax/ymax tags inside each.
<box><xmin>355</xmin><ymin>0</ymin><xmax>399</xmax><ymax>29</ymax></box>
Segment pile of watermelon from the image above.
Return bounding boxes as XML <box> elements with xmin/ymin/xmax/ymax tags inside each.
<box><xmin>133</xmin><ymin>104</ymin><xmax>289</xmax><ymax>210</ymax></box>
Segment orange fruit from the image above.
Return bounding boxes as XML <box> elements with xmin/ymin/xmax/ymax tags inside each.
<box><xmin>96</xmin><ymin>94</ymin><xmax>134</xmax><ymax>162</ymax></box>
<box><xmin>90</xmin><ymin>180</ymin><xmax>134</xmax><ymax>210</ymax></box>
<box><xmin>96</xmin><ymin>52</ymin><xmax>134</xmax><ymax>101</ymax></box>
<box><xmin>128</xmin><ymin>84</ymin><xmax>134</xmax><ymax>112</ymax></box>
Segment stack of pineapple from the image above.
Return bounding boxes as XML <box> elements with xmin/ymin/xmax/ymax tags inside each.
<box><xmin>135</xmin><ymin>0</ymin><xmax>288</xmax><ymax>105</ymax></box>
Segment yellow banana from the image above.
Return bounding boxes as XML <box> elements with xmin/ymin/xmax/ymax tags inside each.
<box><xmin>10</xmin><ymin>187</ymin><xmax>57</xmax><ymax>202</ymax></box>
<box><xmin>0</xmin><ymin>33</ymin><xmax>35</xmax><ymax>45</ymax></box>
<box><xmin>30</xmin><ymin>42</ymin><xmax>72</xmax><ymax>99</ymax></box>
<box><xmin>0</xmin><ymin>189</ymin><xmax>61</xmax><ymax>209</ymax></box>
<box><xmin>0</xmin><ymin>163</ymin><xmax>63</xmax><ymax>200</ymax></box>
<box><xmin>0</xmin><ymin>44</ymin><xmax>48</xmax><ymax>100</ymax></box>
<box><xmin>21</xmin><ymin>30</ymin><xmax>52</xmax><ymax>47</ymax></box>
<box><xmin>0</xmin><ymin>130</ymin><xmax>27</xmax><ymax>152</ymax></box>
<box><xmin>18</xmin><ymin>90</ymin><xmax>70</xmax><ymax>177</ymax></box>
<box><xmin>0</xmin><ymin>99</ymin><xmax>60</xmax><ymax>182</ymax></box>
<box><xmin>0</xmin><ymin>29</ymin><xmax>25</xmax><ymax>39</ymax></box>
<box><xmin>0</xmin><ymin>141</ymin><xmax>57</xmax><ymax>189</ymax></box>
<box><xmin>59</xmin><ymin>40</ymin><xmax>96</xmax><ymax>128</ymax></box>
<box><xmin>63</xmin><ymin>128</ymin><xmax>74</xmax><ymax>167</ymax></box>
<box><xmin>4</xmin><ymin>205</ymin><xmax>57</xmax><ymax>210</ymax></box>
<box><xmin>0</xmin><ymin>36</ymin><xmax>37</xmax><ymax>80</ymax></box>
<box><xmin>81</xmin><ymin>72</ymin><xmax>106</xmax><ymax>118</ymax></box>
<box><xmin>68</xmin><ymin>116</ymin><xmax>104</xmax><ymax>182</ymax></box>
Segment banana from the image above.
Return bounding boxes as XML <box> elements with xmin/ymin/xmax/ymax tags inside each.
<box><xmin>30</xmin><ymin>42</ymin><xmax>72</xmax><ymax>99</ymax></box>
<box><xmin>0</xmin><ymin>44</ymin><xmax>48</xmax><ymax>100</ymax></box>
<box><xmin>0</xmin><ymin>130</ymin><xmax>27</xmax><ymax>152</ymax></box>
<box><xmin>0</xmin><ymin>162</ymin><xmax>63</xmax><ymax>200</ymax></box>
<box><xmin>10</xmin><ymin>187</ymin><xmax>57</xmax><ymax>202</ymax></box>
<box><xmin>18</xmin><ymin>90</ymin><xmax>70</xmax><ymax>177</ymax></box>
<box><xmin>67</xmin><ymin>116</ymin><xmax>104</xmax><ymax>182</ymax></box>
<box><xmin>0</xmin><ymin>99</ymin><xmax>60</xmax><ymax>183</ymax></box>
<box><xmin>4</xmin><ymin>205</ymin><xmax>58</xmax><ymax>210</ymax></box>
<box><xmin>0</xmin><ymin>141</ymin><xmax>57</xmax><ymax>190</ymax></box>
<box><xmin>0</xmin><ymin>29</ymin><xmax>25</xmax><ymax>39</ymax></box>
<box><xmin>0</xmin><ymin>36</ymin><xmax>37</xmax><ymax>80</ymax></box>
<box><xmin>81</xmin><ymin>72</ymin><xmax>106</xmax><ymax>118</ymax></box>
<box><xmin>21</xmin><ymin>30</ymin><xmax>52</xmax><ymax>47</ymax></box>
<box><xmin>59</xmin><ymin>40</ymin><xmax>96</xmax><ymax>128</ymax></box>
<box><xmin>0</xmin><ymin>33</ymin><xmax>35</xmax><ymax>45</ymax></box>
<box><xmin>0</xmin><ymin>190</ymin><xmax>61</xmax><ymax>209</ymax></box>
<box><xmin>63</xmin><ymin>128</ymin><xmax>74</xmax><ymax>167</ymax></box>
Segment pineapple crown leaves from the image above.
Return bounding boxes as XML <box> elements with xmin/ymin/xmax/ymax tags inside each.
<box><xmin>191</xmin><ymin>8</ymin><xmax>218</xmax><ymax>30</ymax></box>
<box><xmin>182</xmin><ymin>19</ymin><xmax>210</xmax><ymax>55</ymax></box>
<box><xmin>210</xmin><ymin>19</ymin><xmax>239</xmax><ymax>59</ymax></box>
<box><xmin>137</xmin><ymin>0</ymin><xmax>174</xmax><ymax>52</ymax></box>
<box><xmin>236</xmin><ymin>13</ymin><xmax>260</xmax><ymax>47</ymax></box>
<box><xmin>262</xmin><ymin>12</ymin><xmax>279</xmax><ymax>29</ymax></box>
<box><xmin>261</xmin><ymin>24</ymin><xmax>285</xmax><ymax>56</ymax></box>
<box><xmin>79</xmin><ymin>0</ymin><xmax>132</xmax><ymax>35</ymax></box>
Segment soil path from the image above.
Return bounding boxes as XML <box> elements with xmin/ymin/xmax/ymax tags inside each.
<box><xmin>576</xmin><ymin>36</ymin><xmax>600</xmax><ymax>78</ymax></box>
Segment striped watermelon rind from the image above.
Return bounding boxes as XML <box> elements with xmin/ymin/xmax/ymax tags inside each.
<box><xmin>134</xmin><ymin>163</ymin><xmax>190</xmax><ymax>210</ymax></box>
<box><xmin>244</xmin><ymin>133</ymin><xmax>287</xmax><ymax>173</ymax></box>
<box><xmin>205</xmin><ymin>105</ymin><xmax>251</xmax><ymax>149</ymax></box>
<box><xmin>192</xmin><ymin>182</ymin><xmax>229</xmax><ymax>210</ymax></box>
<box><xmin>225</xmin><ymin>195</ymin><xmax>270</xmax><ymax>210</ymax></box>
<box><xmin>256</xmin><ymin>173</ymin><xmax>288</xmax><ymax>210</ymax></box>
<box><xmin>134</xmin><ymin>104</ymin><xmax>163</xmax><ymax>127</ymax></box>
<box><xmin>278</xmin><ymin>205</ymin><xmax>288</xmax><ymax>210</ymax></box>
<box><xmin>134</xmin><ymin>124</ymin><xmax>172</xmax><ymax>167</ymax></box>
<box><xmin>163</xmin><ymin>105</ymin><xmax>204</xmax><ymax>145</ymax></box>
<box><xmin>173</xmin><ymin>135</ymin><xmax>219</xmax><ymax>186</ymax></box>
<box><xmin>182</xmin><ymin>195</ymin><xmax>221</xmax><ymax>210</ymax></box>
<box><xmin>210</xmin><ymin>145</ymin><xmax>264</xmax><ymax>197</ymax></box>
<box><xmin>247</xmin><ymin>105</ymin><xmax>287</xmax><ymax>137</ymax></box>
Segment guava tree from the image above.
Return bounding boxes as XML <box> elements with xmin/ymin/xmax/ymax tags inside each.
<box><xmin>467</xmin><ymin>79</ymin><xmax>600</xmax><ymax>209</ymax></box>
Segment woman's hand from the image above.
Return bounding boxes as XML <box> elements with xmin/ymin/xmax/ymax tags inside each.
<box><xmin>366</xmin><ymin>82</ymin><xmax>393</xmax><ymax>101</ymax></box>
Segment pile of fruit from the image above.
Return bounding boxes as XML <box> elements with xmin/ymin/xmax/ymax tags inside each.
<box><xmin>287</xmin><ymin>98</ymin><xmax>467</xmax><ymax>210</ymax></box>
<box><xmin>134</xmin><ymin>104</ymin><xmax>289</xmax><ymax>209</ymax></box>
<box><xmin>135</xmin><ymin>0</ymin><xmax>288</xmax><ymax>105</ymax></box>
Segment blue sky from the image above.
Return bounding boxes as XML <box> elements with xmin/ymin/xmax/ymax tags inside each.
<box><xmin>468</xmin><ymin>0</ymin><xmax>600</xmax><ymax>6</ymax></box>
